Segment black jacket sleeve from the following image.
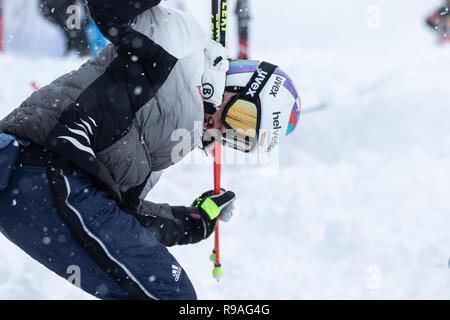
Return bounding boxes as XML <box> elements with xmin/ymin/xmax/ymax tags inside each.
<box><xmin>134</xmin><ymin>205</ymin><xmax>189</xmax><ymax>247</ymax></box>
<box><xmin>134</xmin><ymin>202</ymin><xmax>211</xmax><ymax>247</ymax></box>
<box><xmin>86</xmin><ymin>0</ymin><xmax>161</xmax><ymax>48</ymax></box>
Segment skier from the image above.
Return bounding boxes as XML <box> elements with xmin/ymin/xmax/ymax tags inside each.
<box><xmin>426</xmin><ymin>0</ymin><xmax>450</xmax><ymax>43</ymax></box>
<box><xmin>235</xmin><ymin>0</ymin><xmax>251</xmax><ymax>59</ymax></box>
<box><xmin>0</xmin><ymin>1</ymin><xmax>301</xmax><ymax>300</ymax></box>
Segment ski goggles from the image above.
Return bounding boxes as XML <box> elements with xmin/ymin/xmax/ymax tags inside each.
<box><xmin>221</xmin><ymin>94</ymin><xmax>260</xmax><ymax>152</ymax></box>
<box><xmin>220</xmin><ymin>61</ymin><xmax>278</xmax><ymax>152</ymax></box>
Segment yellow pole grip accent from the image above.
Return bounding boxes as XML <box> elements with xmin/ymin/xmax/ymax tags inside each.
<box><xmin>201</xmin><ymin>198</ymin><xmax>220</xmax><ymax>220</ymax></box>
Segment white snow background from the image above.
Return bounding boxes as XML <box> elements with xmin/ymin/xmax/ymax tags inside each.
<box><xmin>0</xmin><ymin>0</ymin><xmax>450</xmax><ymax>299</ymax></box>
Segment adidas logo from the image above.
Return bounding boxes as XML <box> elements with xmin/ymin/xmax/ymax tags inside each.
<box><xmin>172</xmin><ymin>264</ymin><xmax>182</xmax><ymax>282</ymax></box>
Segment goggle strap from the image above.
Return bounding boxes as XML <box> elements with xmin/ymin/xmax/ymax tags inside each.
<box><xmin>241</xmin><ymin>61</ymin><xmax>278</xmax><ymax>102</ymax></box>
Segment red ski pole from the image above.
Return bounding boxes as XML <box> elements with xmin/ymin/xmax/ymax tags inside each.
<box><xmin>210</xmin><ymin>0</ymin><xmax>227</xmax><ymax>281</ymax></box>
<box><xmin>211</xmin><ymin>142</ymin><xmax>223</xmax><ymax>280</ymax></box>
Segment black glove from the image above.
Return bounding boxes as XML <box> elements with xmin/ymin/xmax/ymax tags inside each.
<box><xmin>171</xmin><ymin>189</ymin><xmax>236</xmax><ymax>245</ymax></box>
<box><xmin>136</xmin><ymin>190</ymin><xmax>235</xmax><ymax>247</ymax></box>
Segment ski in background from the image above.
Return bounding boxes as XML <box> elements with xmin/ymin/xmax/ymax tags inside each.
<box><xmin>31</xmin><ymin>81</ymin><xmax>40</xmax><ymax>91</ymax></box>
<box><xmin>235</xmin><ymin>0</ymin><xmax>250</xmax><ymax>59</ymax></box>
<box><xmin>425</xmin><ymin>5</ymin><xmax>450</xmax><ymax>44</ymax></box>
<box><xmin>301</xmin><ymin>102</ymin><xmax>328</xmax><ymax>115</ymax></box>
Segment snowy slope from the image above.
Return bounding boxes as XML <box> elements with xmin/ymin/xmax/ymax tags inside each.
<box><xmin>1</xmin><ymin>0</ymin><xmax>450</xmax><ymax>299</ymax></box>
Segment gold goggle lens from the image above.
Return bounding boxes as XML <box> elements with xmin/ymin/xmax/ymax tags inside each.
<box><xmin>224</xmin><ymin>99</ymin><xmax>258</xmax><ymax>137</ymax></box>
<box><xmin>222</xmin><ymin>99</ymin><xmax>259</xmax><ymax>152</ymax></box>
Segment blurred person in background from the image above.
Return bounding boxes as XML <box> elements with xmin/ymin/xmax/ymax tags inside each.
<box><xmin>39</xmin><ymin>0</ymin><xmax>90</xmax><ymax>56</ymax></box>
<box><xmin>426</xmin><ymin>0</ymin><xmax>450</xmax><ymax>43</ymax></box>
<box><xmin>39</xmin><ymin>0</ymin><xmax>107</xmax><ymax>56</ymax></box>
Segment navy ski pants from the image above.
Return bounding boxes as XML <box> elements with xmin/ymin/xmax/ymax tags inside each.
<box><xmin>0</xmin><ymin>165</ymin><xmax>196</xmax><ymax>300</ymax></box>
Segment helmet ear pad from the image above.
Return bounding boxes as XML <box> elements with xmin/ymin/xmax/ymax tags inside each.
<box><xmin>204</xmin><ymin>101</ymin><xmax>218</xmax><ymax>115</ymax></box>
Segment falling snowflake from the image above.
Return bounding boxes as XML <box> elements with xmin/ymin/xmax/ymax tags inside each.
<box><xmin>134</xmin><ymin>86</ymin><xmax>143</xmax><ymax>95</ymax></box>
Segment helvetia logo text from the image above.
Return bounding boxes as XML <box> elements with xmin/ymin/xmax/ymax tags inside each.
<box><xmin>268</xmin><ymin>111</ymin><xmax>282</xmax><ymax>151</ymax></box>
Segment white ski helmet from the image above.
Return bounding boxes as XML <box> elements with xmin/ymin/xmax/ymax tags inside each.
<box><xmin>220</xmin><ymin>60</ymin><xmax>301</xmax><ymax>152</ymax></box>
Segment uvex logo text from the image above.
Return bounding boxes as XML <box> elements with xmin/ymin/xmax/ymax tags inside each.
<box><xmin>270</xmin><ymin>76</ymin><xmax>284</xmax><ymax>98</ymax></box>
<box><xmin>246</xmin><ymin>68</ymin><xmax>269</xmax><ymax>98</ymax></box>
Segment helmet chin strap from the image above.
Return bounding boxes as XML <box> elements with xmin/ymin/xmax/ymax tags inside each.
<box><xmin>200</xmin><ymin>133</ymin><xmax>218</xmax><ymax>151</ymax></box>
<box><xmin>204</xmin><ymin>101</ymin><xmax>219</xmax><ymax>115</ymax></box>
